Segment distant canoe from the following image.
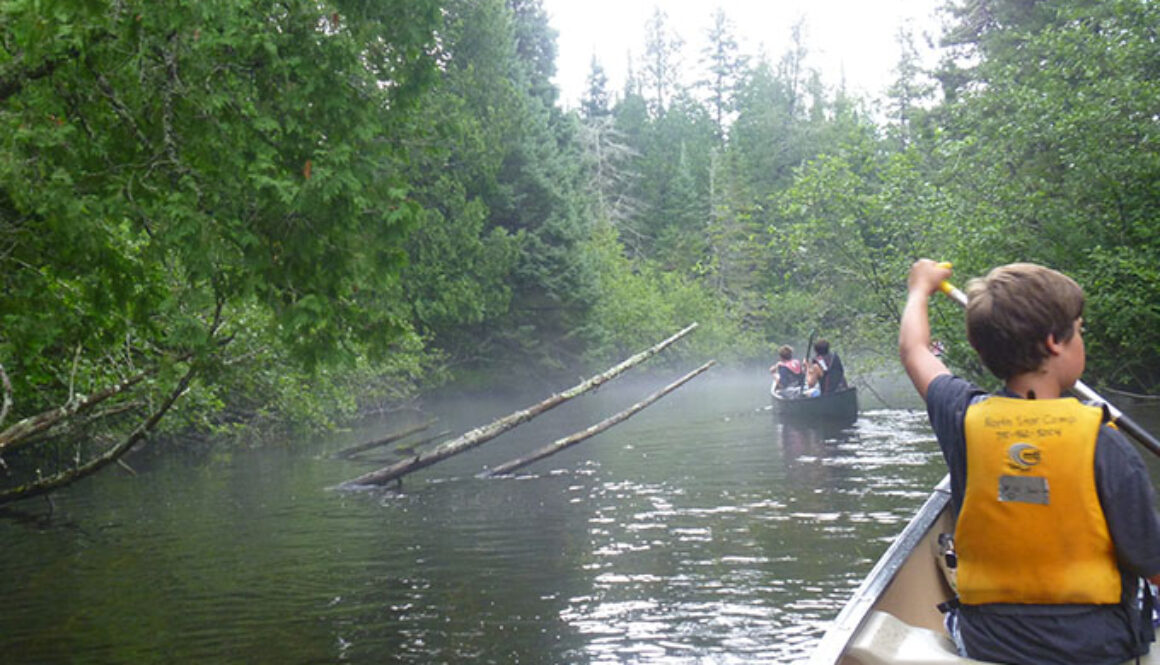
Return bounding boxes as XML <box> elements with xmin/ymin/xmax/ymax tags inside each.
<box><xmin>771</xmin><ymin>386</ymin><xmax>857</xmax><ymax>424</ymax></box>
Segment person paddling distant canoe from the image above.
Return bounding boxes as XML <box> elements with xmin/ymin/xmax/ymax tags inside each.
<box><xmin>807</xmin><ymin>339</ymin><xmax>848</xmax><ymax>396</ymax></box>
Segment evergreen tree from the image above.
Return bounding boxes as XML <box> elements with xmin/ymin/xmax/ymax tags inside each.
<box><xmin>885</xmin><ymin>25</ymin><xmax>937</xmax><ymax>150</ymax></box>
<box><xmin>641</xmin><ymin>8</ymin><xmax>684</xmax><ymax>118</ymax></box>
<box><xmin>580</xmin><ymin>55</ymin><xmax>612</xmax><ymax>119</ymax></box>
<box><xmin>698</xmin><ymin>8</ymin><xmax>748</xmax><ymax>139</ymax></box>
<box><xmin>507</xmin><ymin>0</ymin><xmax>560</xmax><ymax>107</ymax></box>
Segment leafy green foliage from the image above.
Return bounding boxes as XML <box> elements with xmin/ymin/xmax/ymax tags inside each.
<box><xmin>0</xmin><ymin>0</ymin><xmax>443</xmax><ymax>497</ymax></box>
<box><xmin>576</xmin><ymin>223</ymin><xmax>758</xmax><ymax>364</ymax></box>
<box><xmin>927</xmin><ymin>0</ymin><xmax>1160</xmax><ymax>388</ymax></box>
<box><xmin>8</xmin><ymin>0</ymin><xmax>1160</xmax><ymax>503</ymax></box>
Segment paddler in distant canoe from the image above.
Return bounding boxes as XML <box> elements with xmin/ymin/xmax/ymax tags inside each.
<box><xmin>807</xmin><ymin>338</ymin><xmax>847</xmax><ymax>396</ymax></box>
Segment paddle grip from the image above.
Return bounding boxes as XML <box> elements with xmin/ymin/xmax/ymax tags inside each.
<box><xmin>935</xmin><ymin>263</ymin><xmax>967</xmax><ymax>305</ymax></box>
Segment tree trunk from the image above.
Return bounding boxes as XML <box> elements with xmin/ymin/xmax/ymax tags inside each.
<box><xmin>331</xmin><ymin>420</ymin><xmax>436</xmax><ymax>459</ymax></box>
<box><xmin>335</xmin><ymin>323</ymin><xmax>699</xmax><ymax>489</ymax></box>
<box><xmin>488</xmin><ymin>360</ymin><xmax>715</xmax><ymax>476</ymax></box>
<box><xmin>0</xmin><ymin>368</ymin><xmax>151</xmax><ymax>455</ymax></box>
<box><xmin>349</xmin><ymin>430</ymin><xmax>454</xmax><ymax>465</ymax></box>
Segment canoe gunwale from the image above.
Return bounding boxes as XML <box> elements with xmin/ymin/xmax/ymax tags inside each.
<box><xmin>808</xmin><ymin>475</ymin><xmax>953</xmax><ymax>665</ymax></box>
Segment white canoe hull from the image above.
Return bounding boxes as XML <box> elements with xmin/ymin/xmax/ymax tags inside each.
<box><xmin>810</xmin><ymin>476</ymin><xmax>1160</xmax><ymax>665</ymax></box>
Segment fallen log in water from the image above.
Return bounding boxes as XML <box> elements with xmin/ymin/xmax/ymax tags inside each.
<box><xmin>331</xmin><ymin>419</ymin><xmax>436</xmax><ymax>459</ymax></box>
<box><xmin>392</xmin><ymin>430</ymin><xmax>453</xmax><ymax>455</ymax></box>
<box><xmin>487</xmin><ymin>360</ymin><xmax>715</xmax><ymax>477</ymax></box>
<box><xmin>349</xmin><ymin>430</ymin><xmax>455</xmax><ymax>465</ymax></box>
<box><xmin>334</xmin><ymin>322</ymin><xmax>699</xmax><ymax>489</ymax></box>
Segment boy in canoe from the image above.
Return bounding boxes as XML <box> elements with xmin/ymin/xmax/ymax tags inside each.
<box><xmin>808</xmin><ymin>338</ymin><xmax>848</xmax><ymax>395</ymax></box>
<box><xmin>900</xmin><ymin>259</ymin><xmax>1160</xmax><ymax>665</ymax></box>
<box><xmin>770</xmin><ymin>344</ymin><xmax>806</xmax><ymax>397</ymax></box>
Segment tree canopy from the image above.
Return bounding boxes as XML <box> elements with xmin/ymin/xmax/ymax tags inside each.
<box><xmin>4</xmin><ymin>0</ymin><xmax>1160</xmax><ymax>502</ymax></box>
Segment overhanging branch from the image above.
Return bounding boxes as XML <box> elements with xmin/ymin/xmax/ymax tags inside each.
<box><xmin>0</xmin><ymin>363</ymin><xmax>196</xmax><ymax>506</ymax></box>
<box><xmin>0</xmin><ymin>369</ymin><xmax>151</xmax><ymax>456</ymax></box>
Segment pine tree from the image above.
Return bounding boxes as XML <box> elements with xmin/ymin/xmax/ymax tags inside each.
<box><xmin>698</xmin><ymin>8</ymin><xmax>748</xmax><ymax>139</ymax></box>
<box><xmin>641</xmin><ymin>8</ymin><xmax>684</xmax><ymax>118</ymax></box>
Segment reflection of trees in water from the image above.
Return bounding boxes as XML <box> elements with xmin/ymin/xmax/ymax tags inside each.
<box><xmin>773</xmin><ymin>417</ymin><xmax>868</xmax><ymax>516</ymax></box>
<box><xmin>775</xmin><ymin>418</ymin><xmax>856</xmax><ymax>463</ymax></box>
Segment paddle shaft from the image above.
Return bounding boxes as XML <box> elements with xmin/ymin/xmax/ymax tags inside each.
<box><xmin>939</xmin><ymin>280</ymin><xmax>1160</xmax><ymax>457</ymax></box>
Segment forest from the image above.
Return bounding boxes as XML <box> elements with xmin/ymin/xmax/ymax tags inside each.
<box><xmin>2</xmin><ymin>0</ymin><xmax>1158</xmax><ymax>503</ymax></box>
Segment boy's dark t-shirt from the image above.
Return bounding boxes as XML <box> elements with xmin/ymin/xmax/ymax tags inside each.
<box><xmin>925</xmin><ymin>374</ymin><xmax>1160</xmax><ymax>665</ymax></box>
<box><xmin>814</xmin><ymin>352</ymin><xmax>847</xmax><ymax>394</ymax></box>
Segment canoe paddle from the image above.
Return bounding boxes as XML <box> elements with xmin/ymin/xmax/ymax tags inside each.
<box><xmin>937</xmin><ymin>264</ymin><xmax>1160</xmax><ymax>458</ymax></box>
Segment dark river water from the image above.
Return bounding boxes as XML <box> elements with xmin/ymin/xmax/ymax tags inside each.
<box><xmin>3</xmin><ymin>368</ymin><xmax>1158</xmax><ymax>664</ymax></box>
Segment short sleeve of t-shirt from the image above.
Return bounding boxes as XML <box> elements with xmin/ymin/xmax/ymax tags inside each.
<box><xmin>924</xmin><ymin>373</ymin><xmax>984</xmax><ymax>516</ymax></box>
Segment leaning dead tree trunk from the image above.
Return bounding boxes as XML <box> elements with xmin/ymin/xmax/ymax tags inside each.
<box><xmin>488</xmin><ymin>360</ymin><xmax>715</xmax><ymax>477</ymax></box>
<box><xmin>331</xmin><ymin>419</ymin><xmax>436</xmax><ymax>459</ymax></box>
<box><xmin>335</xmin><ymin>322</ymin><xmax>699</xmax><ymax>489</ymax></box>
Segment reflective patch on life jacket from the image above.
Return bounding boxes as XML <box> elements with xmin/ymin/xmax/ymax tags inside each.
<box><xmin>997</xmin><ymin>475</ymin><xmax>1049</xmax><ymax>504</ymax></box>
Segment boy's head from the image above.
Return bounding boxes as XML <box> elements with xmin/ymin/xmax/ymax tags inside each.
<box><xmin>814</xmin><ymin>339</ymin><xmax>830</xmax><ymax>355</ymax></box>
<box><xmin>965</xmin><ymin>263</ymin><xmax>1084</xmax><ymax>380</ymax></box>
<box><xmin>778</xmin><ymin>345</ymin><xmax>794</xmax><ymax>360</ymax></box>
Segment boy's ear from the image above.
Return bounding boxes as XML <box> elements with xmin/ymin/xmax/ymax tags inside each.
<box><xmin>1045</xmin><ymin>333</ymin><xmax>1065</xmax><ymax>356</ymax></box>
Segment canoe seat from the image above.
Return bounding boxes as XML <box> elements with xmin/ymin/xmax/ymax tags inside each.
<box><xmin>846</xmin><ymin>610</ymin><xmax>991</xmax><ymax>665</ymax></box>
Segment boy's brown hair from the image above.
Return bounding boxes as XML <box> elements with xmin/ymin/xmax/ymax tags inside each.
<box><xmin>965</xmin><ymin>263</ymin><xmax>1084</xmax><ymax>380</ymax></box>
<box><xmin>777</xmin><ymin>345</ymin><xmax>794</xmax><ymax>360</ymax></box>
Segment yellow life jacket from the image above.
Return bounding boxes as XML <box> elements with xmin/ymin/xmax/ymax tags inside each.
<box><xmin>956</xmin><ymin>396</ymin><xmax>1121</xmax><ymax>605</ymax></box>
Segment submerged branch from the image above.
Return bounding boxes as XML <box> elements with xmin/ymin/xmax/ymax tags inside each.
<box><xmin>332</xmin><ymin>419</ymin><xmax>437</xmax><ymax>459</ymax></box>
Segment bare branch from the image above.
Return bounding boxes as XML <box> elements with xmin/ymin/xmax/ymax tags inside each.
<box><xmin>489</xmin><ymin>360</ymin><xmax>715</xmax><ymax>476</ymax></box>
<box><xmin>332</xmin><ymin>420</ymin><xmax>437</xmax><ymax>459</ymax></box>
<box><xmin>0</xmin><ymin>368</ymin><xmax>150</xmax><ymax>455</ymax></box>
<box><xmin>68</xmin><ymin>344</ymin><xmax>82</xmax><ymax>406</ymax></box>
<box><xmin>337</xmin><ymin>323</ymin><xmax>699</xmax><ymax>489</ymax></box>
<box><xmin>0</xmin><ymin>363</ymin><xmax>196</xmax><ymax>506</ymax></box>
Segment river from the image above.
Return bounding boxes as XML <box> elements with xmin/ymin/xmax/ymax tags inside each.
<box><xmin>2</xmin><ymin>368</ymin><xmax>1157</xmax><ymax>664</ymax></box>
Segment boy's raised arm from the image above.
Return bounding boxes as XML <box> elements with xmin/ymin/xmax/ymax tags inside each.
<box><xmin>900</xmin><ymin>259</ymin><xmax>953</xmax><ymax>400</ymax></box>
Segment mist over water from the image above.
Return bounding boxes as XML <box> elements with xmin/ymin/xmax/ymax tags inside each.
<box><xmin>2</xmin><ymin>366</ymin><xmax>1152</xmax><ymax>663</ymax></box>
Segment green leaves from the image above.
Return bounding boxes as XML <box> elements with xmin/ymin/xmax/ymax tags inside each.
<box><xmin>1</xmin><ymin>0</ymin><xmax>442</xmax><ymax>471</ymax></box>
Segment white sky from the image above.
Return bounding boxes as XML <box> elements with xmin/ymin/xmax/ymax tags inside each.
<box><xmin>540</xmin><ymin>0</ymin><xmax>944</xmax><ymax>109</ymax></box>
